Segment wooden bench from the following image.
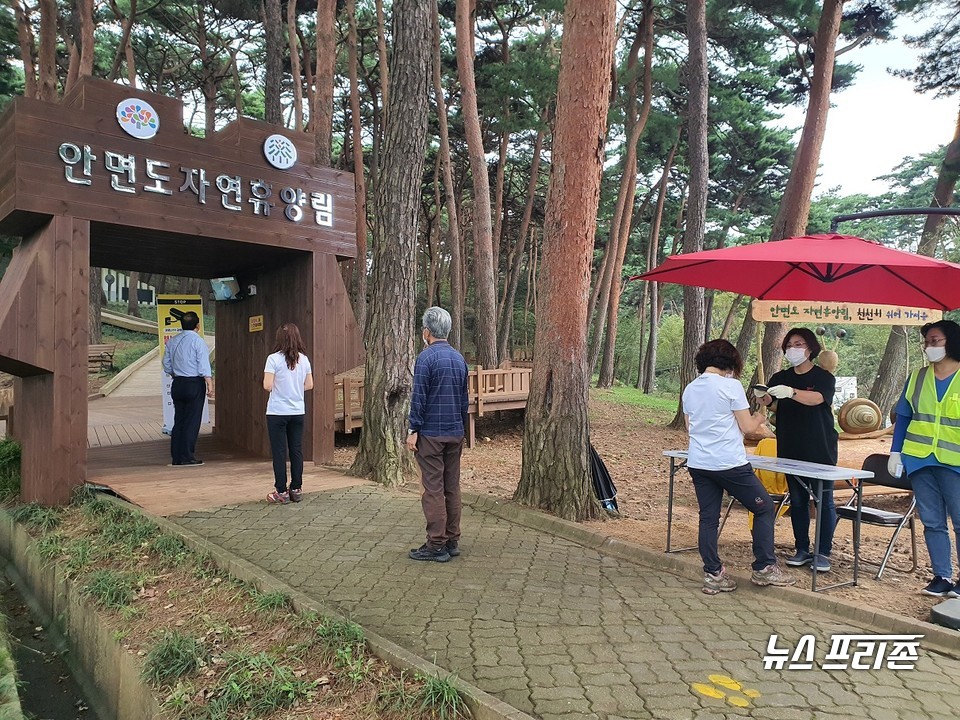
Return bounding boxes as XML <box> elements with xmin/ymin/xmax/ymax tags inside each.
<box><xmin>88</xmin><ymin>343</ymin><xmax>117</xmax><ymax>373</ymax></box>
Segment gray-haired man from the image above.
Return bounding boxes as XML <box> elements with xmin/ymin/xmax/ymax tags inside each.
<box><xmin>407</xmin><ymin>307</ymin><xmax>469</xmax><ymax>562</ymax></box>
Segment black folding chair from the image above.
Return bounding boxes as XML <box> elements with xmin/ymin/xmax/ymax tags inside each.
<box><xmin>836</xmin><ymin>453</ymin><xmax>917</xmax><ymax>580</ymax></box>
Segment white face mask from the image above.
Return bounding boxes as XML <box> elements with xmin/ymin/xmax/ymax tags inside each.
<box><xmin>785</xmin><ymin>347</ymin><xmax>808</xmax><ymax>367</ymax></box>
<box><xmin>925</xmin><ymin>346</ymin><xmax>947</xmax><ymax>363</ymax></box>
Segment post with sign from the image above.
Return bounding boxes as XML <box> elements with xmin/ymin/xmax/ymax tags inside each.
<box><xmin>157</xmin><ymin>295</ymin><xmax>210</xmax><ymax>433</ymax></box>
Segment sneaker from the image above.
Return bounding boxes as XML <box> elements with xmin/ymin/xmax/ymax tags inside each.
<box><xmin>184</xmin><ymin>459</ymin><xmax>204</xmax><ymax>466</ymax></box>
<box><xmin>408</xmin><ymin>544</ymin><xmax>451</xmax><ymax>563</ymax></box>
<box><xmin>702</xmin><ymin>567</ymin><xmax>737</xmax><ymax>595</ymax></box>
<box><xmin>266</xmin><ymin>491</ymin><xmax>290</xmax><ymax>504</ymax></box>
<box><xmin>289</xmin><ymin>489</ymin><xmax>303</xmax><ymax>503</ymax></box>
<box><xmin>751</xmin><ymin>563</ymin><xmax>796</xmax><ymax>587</ymax></box>
<box><xmin>948</xmin><ymin>582</ymin><xmax>960</xmax><ymax>599</ymax></box>
<box><xmin>921</xmin><ymin>576</ymin><xmax>954</xmax><ymax>597</ymax></box>
<box><xmin>444</xmin><ymin>539</ymin><xmax>461</xmax><ymax>557</ymax></box>
<box><xmin>810</xmin><ymin>555</ymin><xmax>832</xmax><ymax>573</ymax></box>
<box><xmin>785</xmin><ymin>551</ymin><xmax>813</xmax><ymax>567</ymax></box>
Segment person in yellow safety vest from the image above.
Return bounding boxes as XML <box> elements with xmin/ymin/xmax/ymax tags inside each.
<box><xmin>889</xmin><ymin>319</ymin><xmax>960</xmax><ymax>598</ymax></box>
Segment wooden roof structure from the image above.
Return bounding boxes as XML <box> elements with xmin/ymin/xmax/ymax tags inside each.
<box><xmin>0</xmin><ymin>78</ymin><xmax>364</xmax><ymax>504</ymax></box>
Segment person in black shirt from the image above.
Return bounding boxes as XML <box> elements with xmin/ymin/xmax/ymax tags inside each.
<box><xmin>756</xmin><ymin>327</ymin><xmax>838</xmax><ymax>573</ymax></box>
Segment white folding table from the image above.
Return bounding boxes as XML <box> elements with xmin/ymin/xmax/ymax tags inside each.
<box><xmin>663</xmin><ymin>450</ymin><xmax>874</xmax><ymax>592</ymax></box>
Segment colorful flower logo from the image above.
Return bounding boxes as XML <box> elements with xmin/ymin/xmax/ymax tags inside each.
<box><xmin>116</xmin><ymin>98</ymin><xmax>159</xmax><ymax>139</ymax></box>
<box><xmin>263</xmin><ymin>134</ymin><xmax>297</xmax><ymax>170</ymax></box>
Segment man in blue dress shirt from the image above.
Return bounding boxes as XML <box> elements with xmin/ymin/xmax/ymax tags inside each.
<box><xmin>406</xmin><ymin>307</ymin><xmax>469</xmax><ymax>562</ymax></box>
<box><xmin>161</xmin><ymin>311</ymin><xmax>214</xmax><ymax>466</ymax></box>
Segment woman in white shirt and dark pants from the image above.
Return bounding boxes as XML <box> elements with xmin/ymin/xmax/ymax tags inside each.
<box><xmin>263</xmin><ymin>323</ymin><xmax>314</xmax><ymax>504</ymax></box>
<box><xmin>682</xmin><ymin>339</ymin><xmax>794</xmax><ymax>594</ymax></box>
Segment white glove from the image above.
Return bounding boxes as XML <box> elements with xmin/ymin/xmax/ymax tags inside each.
<box><xmin>767</xmin><ymin>384</ymin><xmax>794</xmax><ymax>399</ymax></box>
<box><xmin>752</xmin><ymin>388</ymin><xmax>768</xmax><ymax>399</ymax></box>
<box><xmin>888</xmin><ymin>452</ymin><xmax>903</xmax><ymax>478</ymax></box>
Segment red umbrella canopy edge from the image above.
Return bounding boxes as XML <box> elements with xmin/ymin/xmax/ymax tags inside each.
<box><xmin>635</xmin><ymin>233</ymin><xmax>960</xmax><ymax>311</ymax></box>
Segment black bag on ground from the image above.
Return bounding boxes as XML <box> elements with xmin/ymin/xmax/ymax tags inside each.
<box><xmin>589</xmin><ymin>443</ymin><xmax>618</xmax><ymax>512</ymax></box>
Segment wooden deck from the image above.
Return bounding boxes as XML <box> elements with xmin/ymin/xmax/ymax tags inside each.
<box><xmin>335</xmin><ymin>365</ymin><xmax>532</xmax><ymax>444</ymax></box>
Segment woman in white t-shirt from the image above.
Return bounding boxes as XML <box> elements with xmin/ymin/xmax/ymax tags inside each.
<box><xmin>263</xmin><ymin>323</ymin><xmax>314</xmax><ymax>504</ymax></box>
<box><xmin>681</xmin><ymin>339</ymin><xmax>793</xmax><ymax>595</ymax></box>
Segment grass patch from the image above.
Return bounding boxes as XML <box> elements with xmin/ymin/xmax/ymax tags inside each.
<box><xmin>82</xmin><ymin>568</ymin><xmax>140</xmax><ymax>609</ymax></box>
<box><xmin>0</xmin><ymin>439</ymin><xmax>20</xmax><ymax>500</ymax></box>
<box><xmin>592</xmin><ymin>385</ymin><xmax>677</xmax><ymax>415</ymax></box>
<box><xmin>10</xmin><ymin>503</ymin><xmax>62</xmax><ymax>532</ymax></box>
<box><xmin>143</xmin><ymin>630</ymin><xmax>208</xmax><ymax>686</ymax></box>
<box><xmin>417</xmin><ymin>671</ymin><xmax>469</xmax><ymax>719</ymax></box>
<box><xmin>7</xmin><ymin>495</ymin><xmax>467</xmax><ymax>719</ymax></box>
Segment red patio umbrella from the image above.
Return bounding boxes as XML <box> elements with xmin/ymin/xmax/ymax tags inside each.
<box><xmin>636</xmin><ymin>233</ymin><xmax>960</xmax><ymax>311</ymax></box>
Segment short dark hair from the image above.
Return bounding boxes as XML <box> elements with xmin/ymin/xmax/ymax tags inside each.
<box><xmin>181</xmin><ymin>311</ymin><xmax>200</xmax><ymax>331</ymax></box>
<box><xmin>781</xmin><ymin>327</ymin><xmax>821</xmax><ymax>360</ymax></box>
<box><xmin>694</xmin><ymin>339</ymin><xmax>743</xmax><ymax>377</ymax></box>
<box><xmin>921</xmin><ymin>319</ymin><xmax>960</xmax><ymax>361</ymax></box>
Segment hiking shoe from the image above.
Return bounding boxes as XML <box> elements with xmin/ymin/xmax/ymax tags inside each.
<box><xmin>702</xmin><ymin>567</ymin><xmax>737</xmax><ymax>595</ymax></box>
<box><xmin>408</xmin><ymin>544</ymin><xmax>451</xmax><ymax>563</ymax></box>
<box><xmin>751</xmin><ymin>563</ymin><xmax>795</xmax><ymax>587</ymax></box>
<box><xmin>785</xmin><ymin>551</ymin><xmax>813</xmax><ymax>567</ymax></box>
<box><xmin>444</xmin><ymin>539</ymin><xmax>461</xmax><ymax>557</ymax></box>
<box><xmin>266</xmin><ymin>491</ymin><xmax>290</xmax><ymax>504</ymax></box>
<box><xmin>289</xmin><ymin>489</ymin><xmax>303</xmax><ymax>503</ymax></box>
<box><xmin>921</xmin><ymin>576</ymin><xmax>954</xmax><ymax>597</ymax></box>
<box><xmin>810</xmin><ymin>555</ymin><xmax>831</xmax><ymax>573</ymax></box>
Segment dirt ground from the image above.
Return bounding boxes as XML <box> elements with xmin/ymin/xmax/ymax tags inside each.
<box><xmin>332</xmin><ymin>388</ymin><xmax>943</xmax><ymax>625</ymax></box>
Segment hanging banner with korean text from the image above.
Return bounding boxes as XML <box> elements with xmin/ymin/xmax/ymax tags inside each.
<box><xmin>752</xmin><ymin>300</ymin><xmax>942</xmax><ymax>325</ymax></box>
<box><xmin>157</xmin><ymin>295</ymin><xmax>210</xmax><ymax>432</ymax></box>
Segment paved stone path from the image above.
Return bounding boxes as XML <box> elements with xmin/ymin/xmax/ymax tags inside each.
<box><xmin>172</xmin><ymin>484</ymin><xmax>960</xmax><ymax>720</ymax></box>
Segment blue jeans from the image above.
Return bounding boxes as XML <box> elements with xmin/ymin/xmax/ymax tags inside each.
<box><xmin>266</xmin><ymin>414</ymin><xmax>305</xmax><ymax>494</ymax></box>
<box><xmin>689</xmin><ymin>463</ymin><xmax>777</xmax><ymax>573</ymax></box>
<box><xmin>909</xmin><ymin>465</ymin><xmax>960</xmax><ymax>580</ymax></box>
<box><xmin>786</xmin><ymin>475</ymin><xmax>836</xmax><ymax>558</ymax></box>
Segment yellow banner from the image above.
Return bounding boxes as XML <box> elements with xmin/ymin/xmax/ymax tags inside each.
<box><xmin>752</xmin><ymin>300</ymin><xmax>942</xmax><ymax>325</ymax></box>
<box><xmin>157</xmin><ymin>295</ymin><xmax>205</xmax><ymax>355</ymax></box>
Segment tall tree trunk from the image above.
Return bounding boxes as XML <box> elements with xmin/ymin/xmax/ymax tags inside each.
<box><xmin>760</xmin><ymin>0</ymin><xmax>845</xmax><ymax>374</ymax></box>
<box><xmin>12</xmin><ymin>0</ymin><xmax>38</xmax><ymax>98</ymax></box>
<box><xmin>350</xmin><ymin>0</ymin><xmax>431</xmax><ymax>487</ymax></box>
<box><xmin>670</xmin><ymin>0</ymin><xmax>709</xmax><ymax>429</ymax></box>
<box><xmin>37</xmin><ymin>0</ymin><xmax>57</xmax><ymax>101</ymax></box>
<box><xmin>126</xmin><ymin>271</ymin><xmax>141</xmax><ymax>317</ymax></box>
<box><xmin>515</xmin><ymin>0</ymin><xmax>616</xmax><ymax>522</ymax></box>
<box><xmin>314</xmin><ymin>0</ymin><xmax>337</xmax><ymax>165</ymax></box>
<box><xmin>263</xmin><ymin>0</ymin><xmax>283</xmax><ymax>124</ymax></box>
<box><xmin>107</xmin><ymin>0</ymin><xmax>138</xmax><ymax>83</ymax></box>
<box><xmin>432</xmin><ymin>3</ymin><xmax>463</xmax><ymax>349</ymax></box>
<box><xmin>376</xmin><ymin>0</ymin><xmax>390</xmax><ymax>120</ymax></box>
<box><xmin>589</xmin><ymin>3</ymin><xmax>654</xmax><ymax>377</ymax></box>
<box><xmin>456</xmin><ymin>0</ymin><xmax>497</xmax><ymax>367</ymax></box>
<box><xmin>89</xmin><ymin>269</ymin><xmax>102</xmax><ymax>344</ymax></box>
<box><xmin>288</xmin><ymin>0</ymin><xmax>304</xmax><ymax>131</ymax></box>
<box><xmin>76</xmin><ymin>0</ymin><xmax>94</xmax><ymax>79</ymax></box>
<box><xmin>497</xmin><ymin>121</ymin><xmax>546</xmax><ymax>359</ymax></box>
<box><xmin>347</xmin><ymin>0</ymin><xmax>368</xmax><ymax>331</ymax></box>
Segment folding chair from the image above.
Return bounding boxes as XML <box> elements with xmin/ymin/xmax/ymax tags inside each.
<box><xmin>718</xmin><ymin>438</ymin><xmax>790</xmax><ymax>536</ymax></box>
<box><xmin>835</xmin><ymin>453</ymin><xmax>917</xmax><ymax>580</ymax></box>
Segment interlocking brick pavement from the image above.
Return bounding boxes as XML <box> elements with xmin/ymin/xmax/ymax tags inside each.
<box><xmin>171</xmin><ymin>484</ymin><xmax>960</xmax><ymax>720</ymax></box>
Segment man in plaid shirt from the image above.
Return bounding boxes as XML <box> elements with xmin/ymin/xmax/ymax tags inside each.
<box><xmin>406</xmin><ymin>307</ymin><xmax>469</xmax><ymax>562</ymax></box>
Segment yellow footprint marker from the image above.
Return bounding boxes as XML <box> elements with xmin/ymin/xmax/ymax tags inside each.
<box><xmin>690</xmin><ymin>674</ymin><xmax>762</xmax><ymax>707</ymax></box>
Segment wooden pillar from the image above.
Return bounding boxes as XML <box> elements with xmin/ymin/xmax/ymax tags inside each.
<box><xmin>1</xmin><ymin>217</ymin><xmax>90</xmax><ymax>505</ymax></box>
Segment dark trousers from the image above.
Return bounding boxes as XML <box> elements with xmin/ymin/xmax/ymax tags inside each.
<box><xmin>786</xmin><ymin>474</ymin><xmax>836</xmax><ymax>558</ymax></box>
<box><xmin>689</xmin><ymin>463</ymin><xmax>776</xmax><ymax>573</ymax></box>
<box><xmin>266</xmin><ymin>414</ymin><xmax>305</xmax><ymax>493</ymax></box>
<box><xmin>170</xmin><ymin>377</ymin><xmax>205</xmax><ymax>464</ymax></box>
<box><xmin>414</xmin><ymin>435</ymin><xmax>464</xmax><ymax>549</ymax></box>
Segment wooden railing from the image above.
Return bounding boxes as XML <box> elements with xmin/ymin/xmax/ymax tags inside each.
<box><xmin>333</xmin><ymin>366</ymin><xmax>532</xmax><ymax>439</ymax></box>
